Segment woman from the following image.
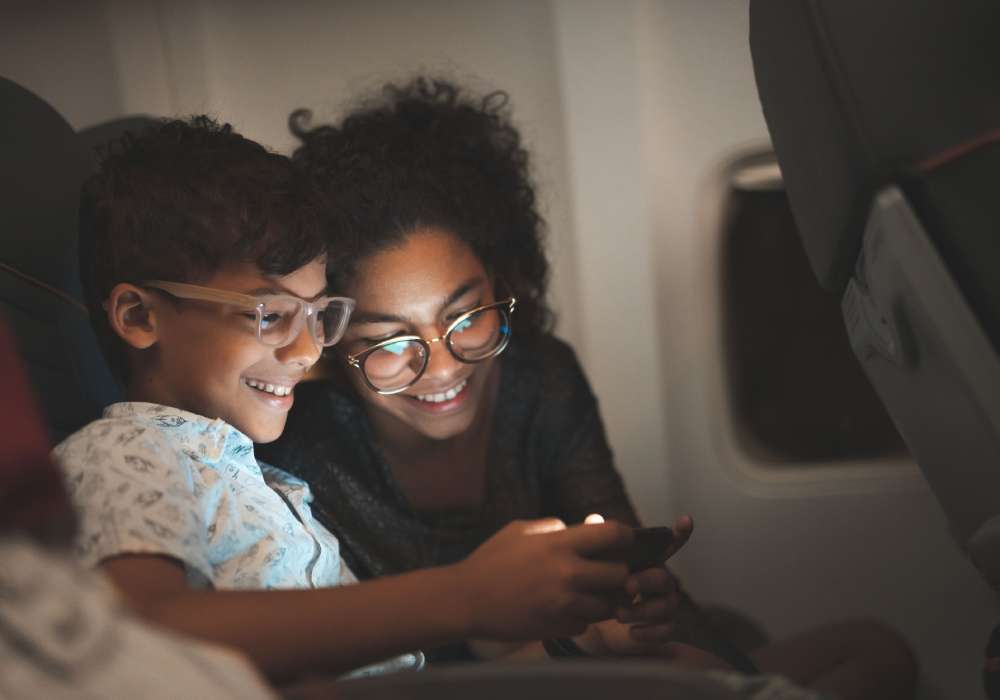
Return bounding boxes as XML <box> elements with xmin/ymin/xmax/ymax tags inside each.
<box><xmin>261</xmin><ymin>77</ymin><xmax>917</xmax><ymax>699</ymax></box>
<box><xmin>266</xmin><ymin>78</ymin><xmax>651</xmax><ymax>580</ymax></box>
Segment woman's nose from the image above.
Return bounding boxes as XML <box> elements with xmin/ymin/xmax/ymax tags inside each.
<box><xmin>419</xmin><ymin>335</ymin><xmax>462</xmax><ymax>384</ymax></box>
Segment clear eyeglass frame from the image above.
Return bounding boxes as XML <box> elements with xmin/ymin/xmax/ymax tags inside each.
<box><xmin>345</xmin><ymin>296</ymin><xmax>517</xmax><ymax>395</ymax></box>
<box><xmin>142</xmin><ymin>280</ymin><xmax>356</xmax><ymax>348</ymax></box>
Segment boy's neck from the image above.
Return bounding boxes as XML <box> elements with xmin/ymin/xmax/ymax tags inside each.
<box><xmin>126</xmin><ymin>372</ymin><xmax>173</xmax><ymax>408</ymax></box>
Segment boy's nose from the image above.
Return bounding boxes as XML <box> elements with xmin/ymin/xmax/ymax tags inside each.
<box><xmin>275</xmin><ymin>324</ymin><xmax>322</xmax><ymax>368</ymax></box>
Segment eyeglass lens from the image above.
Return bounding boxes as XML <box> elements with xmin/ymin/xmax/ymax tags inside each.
<box><xmin>361</xmin><ymin>305</ymin><xmax>510</xmax><ymax>391</ymax></box>
<box><xmin>258</xmin><ymin>298</ymin><xmax>350</xmax><ymax>348</ymax></box>
<box><xmin>447</xmin><ymin>304</ymin><xmax>509</xmax><ymax>360</ymax></box>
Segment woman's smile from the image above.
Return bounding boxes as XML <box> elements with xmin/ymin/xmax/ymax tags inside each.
<box><xmin>401</xmin><ymin>377</ymin><xmax>471</xmax><ymax>413</ymax></box>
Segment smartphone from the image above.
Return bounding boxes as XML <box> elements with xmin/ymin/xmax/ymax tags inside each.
<box><xmin>597</xmin><ymin>526</ymin><xmax>674</xmax><ymax>572</ymax></box>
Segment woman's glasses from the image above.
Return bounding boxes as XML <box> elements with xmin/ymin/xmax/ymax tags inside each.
<box><xmin>142</xmin><ymin>280</ymin><xmax>355</xmax><ymax>349</ymax></box>
<box><xmin>345</xmin><ymin>298</ymin><xmax>516</xmax><ymax>395</ymax></box>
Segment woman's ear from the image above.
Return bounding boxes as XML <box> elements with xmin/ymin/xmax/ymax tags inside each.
<box><xmin>105</xmin><ymin>283</ymin><xmax>161</xmax><ymax>350</ymax></box>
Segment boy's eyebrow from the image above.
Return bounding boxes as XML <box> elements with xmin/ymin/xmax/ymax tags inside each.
<box><xmin>246</xmin><ymin>287</ymin><xmax>329</xmax><ymax>302</ymax></box>
<box><xmin>350</xmin><ymin>277</ymin><xmax>485</xmax><ymax>325</ymax></box>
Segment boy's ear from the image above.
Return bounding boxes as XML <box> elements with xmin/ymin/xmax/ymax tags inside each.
<box><xmin>105</xmin><ymin>283</ymin><xmax>161</xmax><ymax>350</ymax></box>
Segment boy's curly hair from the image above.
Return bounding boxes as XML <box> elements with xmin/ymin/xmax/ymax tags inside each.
<box><xmin>290</xmin><ymin>76</ymin><xmax>553</xmax><ymax>339</ymax></box>
<box><xmin>79</xmin><ymin>116</ymin><xmax>327</xmax><ymax>383</ymax></box>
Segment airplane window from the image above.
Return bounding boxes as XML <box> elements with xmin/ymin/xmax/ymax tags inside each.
<box><xmin>721</xmin><ymin>154</ymin><xmax>907</xmax><ymax>464</ymax></box>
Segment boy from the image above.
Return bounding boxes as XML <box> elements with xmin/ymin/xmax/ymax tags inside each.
<box><xmin>54</xmin><ymin>116</ymin><xmax>637</xmax><ymax>681</ymax></box>
<box><xmin>1</xmin><ymin>318</ymin><xmax>277</xmax><ymax>700</ymax></box>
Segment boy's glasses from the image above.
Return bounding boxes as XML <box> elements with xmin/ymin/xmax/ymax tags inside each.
<box><xmin>143</xmin><ymin>280</ymin><xmax>355</xmax><ymax>349</ymax></box>
<box><xmin>345</xmin><ymin>298</ymin><xmax>516</xmax><ymax>395</ymax></box>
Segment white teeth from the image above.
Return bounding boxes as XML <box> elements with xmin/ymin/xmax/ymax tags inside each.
<box><xmin>246</xmin><ymin>380</ymin><xmax>292</xmax><ymax>397</ymax></box>
<box><xmin>416</xmin><ymin>379</ymin><xmax>467</xmax><ymax>403</ymax></box>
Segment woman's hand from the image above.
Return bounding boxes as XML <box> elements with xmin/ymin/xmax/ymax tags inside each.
<box><xmin>573</xmin><ymin>565</ymin><xmax>682</xmax><ymax>655</ymax></box>
<box><xmin>573</xmin><ymin>618</ymin><xmax>733</xmax><ymax>671</ymax></box>
<box><xmin>618</xmin><ymin>514</ymin><xmax>693</xmax><ymax>636</ymax></box>
<box><xmin>660</xmin><ymin>514</ymin><xmax>694</xmax><ymax>560</ymax></box>
<box><xmin>574</xmin><ymin>515</ymin><xmax>693</xmax><ymax>655</ymax></box>
<box><xmin>620</xmin><ymin>565</ymin><xmax>684</xmax><ymax>637</ymax></box>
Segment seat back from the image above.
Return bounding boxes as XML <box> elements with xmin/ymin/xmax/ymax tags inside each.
<box><xmin>749</xmin><ymin>0</ymin><xmax>1000</xmax><ymax>587</ymax></box>
<box><xmin>0</xmin><ymin>77</ymin><xmax>121</xmax><ymax>441</ymax></box>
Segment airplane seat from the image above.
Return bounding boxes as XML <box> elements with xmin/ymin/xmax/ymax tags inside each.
<box><xmin>0</xmin><ymin>76</ymin><xmax>135</xmax><ymax>442</ymax></box>
<box><xmin>78</xmin><ymin>114</ymin><xmax>161</xmax><ymax>160</ymax></box>
<box><xmin>749</xmin><ymin>0</ymin><xmax>1000</xmax><ymax>689</ymax></box>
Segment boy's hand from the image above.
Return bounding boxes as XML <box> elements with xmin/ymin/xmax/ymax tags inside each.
<box><xmin>454</xmin><ymin>518</ymin><xmax>633</xmax><ymax>641</ymax></box>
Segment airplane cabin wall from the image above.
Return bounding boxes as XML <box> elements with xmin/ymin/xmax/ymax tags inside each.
<box><xmin>628</xmin><ymin>3</ymin><xmax>998</xmax><ymax>699</ymax></box>
<box><xmin>0</xmin><ymin>0</ymin><xmax>585</xmax><ymax>348</ymax></box>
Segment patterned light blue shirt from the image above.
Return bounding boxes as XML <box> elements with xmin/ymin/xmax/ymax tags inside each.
<box><xmin>54</xmin><ymin>402</ymin><xmax>354</xmax><ymax>590</ymax></box>
<box><xmin>53</xmin><ymin>402</ymin><xmax>424</xmax><ymax>676</ymax></box>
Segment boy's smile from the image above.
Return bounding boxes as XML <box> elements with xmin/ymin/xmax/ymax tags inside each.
<box><xmin>126</xmin><ymin>258</ymin><xmax>328</xmax><ymax>443</ymax></box>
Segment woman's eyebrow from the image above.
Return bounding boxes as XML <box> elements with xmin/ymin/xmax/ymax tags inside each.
<box><xmin>441</xmin><ymin>277</ymin><xmax>485</xmax><ymax>309</ymax></box>
<box><xmin>350</xmin><ymin>278</ymin><xmax>486</xmax><ymax>325</ymax></box>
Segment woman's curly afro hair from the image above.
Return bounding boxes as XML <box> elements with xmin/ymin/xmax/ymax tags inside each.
<box><xmin>290</xmin><ymin>76</ymin><xmax>553</xmax><ymax>339</ymax></box>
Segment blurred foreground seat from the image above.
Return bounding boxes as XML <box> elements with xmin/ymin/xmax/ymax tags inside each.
<box><xmin>289</xmin><ymin>662</ymin><xmax>823</xmax><ymax>700</ymax></box>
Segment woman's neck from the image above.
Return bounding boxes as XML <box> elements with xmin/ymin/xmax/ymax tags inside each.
<box><xmin>370</xmin><ymin>410</ymin><xmax>462</xmax><ymax>459</ymax></box>
<box><xmin>363</xmin><ymin>368</ymin><xmax>499</xmax><ymax>510</ymax></box>
<box><xmin>365</xmin><ymin>365</ymin><xmax>499</xmax><ymax>456</ymax></box>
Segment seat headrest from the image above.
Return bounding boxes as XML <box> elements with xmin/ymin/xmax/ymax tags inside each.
<box><xmin>0</xmin><ymin>77</ymin><xmax>123</xmax><ymax>440</ymax></box>
<box><xmin>749</xmin><ymin>0</ymin><xmax>1000</xmax><ymax>293</ymax></box>
<box><xmin>0</xmin><ymin>77</ymin><xmax>93</xmax><ymax>299</ymax></box>
<box><xmin>78</xmin><ymin>115</ymin><xmax>160</xmax><ymax>160</ymax></box>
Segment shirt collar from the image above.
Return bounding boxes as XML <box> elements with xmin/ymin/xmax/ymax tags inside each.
<box><xmin>102</xmin><ymin>402</ymin><xmax>256</xmax><ymax>466</ymax></box>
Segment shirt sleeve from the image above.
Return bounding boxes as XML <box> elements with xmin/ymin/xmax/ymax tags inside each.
<box><xmin>53</xmin><ymin>420</ymin><xmax>214</xmax><ymax>583</ymax></box>
<box><xmin>536</xmin><ymin>339</ymin><xmax>642</xmax><ymax>527</ymax></box>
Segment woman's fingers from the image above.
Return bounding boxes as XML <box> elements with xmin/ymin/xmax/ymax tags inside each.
<box><xmin>660</xmin><ymin>642</ymin><xmax>734</xmax><ymax>671</ymax></box>
<box><xmin>561</xmin><ymin>592</ymin><xmax>618</xmax><ymax>630</ymax></box>
<box><xmin>617</xmin><ymin>590</ymin><xmax>681</xmax><ymax>623</ymax></box>
<box><xmin>553</xmin><ymin>519</ymin><xmax>634</xmax><ymax>557</ymax></box>
<box><xmin>625</xmin><ymin>565</ymin><xmax>677</xmax><ymax>596</ymax></box>
<box><xmin>569</xmin><ymin>558</ymin><xmax>631</xmax><ymax>591</ymax></box>
<box><xmin>627</xmin><ymin>622</ymin><xmax>675</xmax><ymax>644</ymax></box>
<box><xmin>519</xmin><ymin>517</ymin><xmax>567</xmax><ymax>535</ymax></box>
<box><xmin>665</xmin><ymin>514</ymin><xmax>693</xmax><ymax>558</ymax></box>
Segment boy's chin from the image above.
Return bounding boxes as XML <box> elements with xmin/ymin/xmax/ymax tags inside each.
<box><xmin>237</xmin><ymin>416</ymin><xmax>287</xmax><ymax>444</ymax></box>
